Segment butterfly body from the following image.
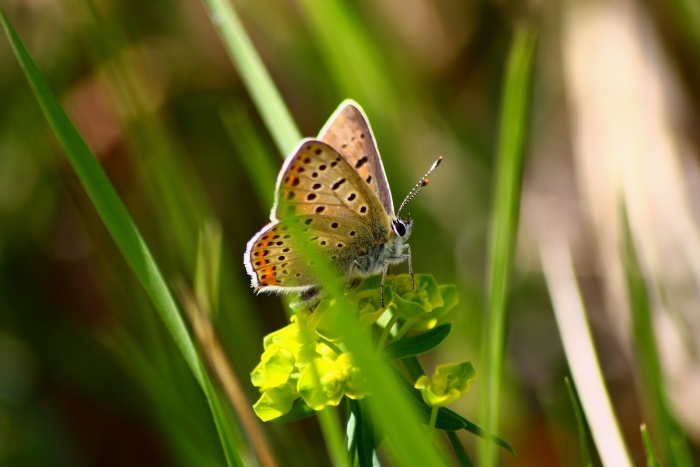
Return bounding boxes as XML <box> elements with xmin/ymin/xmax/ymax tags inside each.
<box><xmin>244</xmin><ymin>101</ymin><xmax>434</xmax><ymax>304</ymax></box>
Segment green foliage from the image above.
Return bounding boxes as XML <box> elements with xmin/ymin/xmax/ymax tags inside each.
<box><xmin>383</xmin><ymin>323</ymin><xmax>452</xmax><ymax>359</ymax></box>
<box><xmin>0</xmin><ymin>9</ymin><xmax>245</xmax><ymax>467</ymax></box>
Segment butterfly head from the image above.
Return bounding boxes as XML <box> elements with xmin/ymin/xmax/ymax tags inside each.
<box><xmin>391</xmin><ymin>217</ymin><xmax>413</xmax><ymax>239</ymax></box>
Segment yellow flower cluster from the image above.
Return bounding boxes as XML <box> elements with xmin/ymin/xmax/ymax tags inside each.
<box><xmin>250</xmin><ymin>274</ymin><xmax>463</xmax><ymax>421</ymax></box>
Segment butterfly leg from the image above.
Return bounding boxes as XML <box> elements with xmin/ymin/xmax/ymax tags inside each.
<box><xmin>406</xmin><ymin>244</ymin><xmax>414</xmax><ymax>290</ymax></box>
<box><xmin>345</xmin><ymin>261</ymin><xmax>361</xmax><ymax>292</ymax></box>
<box><xmin>380</xmin><ymin>259</ymin><xmax>390</xmax><ymax>308</ymax></box>
<box><xmin>393</xmin><ymin>245</ymin><xmax>414</xmax><ymax>289</ymax></box>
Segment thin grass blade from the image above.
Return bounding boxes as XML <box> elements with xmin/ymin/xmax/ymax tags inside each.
<box><xmin>0</xmin><ymin>10</ymin><xmax>245</xmax><ymax>467</ymax></box>
<box><xmin>641</xmin><ymin>424</ymin><xmax>661</xmax><ymax>467</ymax></box>
<box><xmin>621</xmin><ymin>209</ymin><xmax>693</xmax><ymax>466</ymax></box>
<box><xmin>540</xmin><ymin>239</ymin><xmax>632</xmax><ymax>467</ymax></box>
<box><xmin>446</xmin><ymin>431</ymin><xmax>474</xmax><ymax>467</ymax></box>
<box><xmin>200</xmin><ymin>0</ymin><xmax>301</xmax><ymax>155</ymax></box>
<box><xmin>478</xmin><ymin>22</ymin><xmax>537</xmax><ymax>467</ymax></box>
<box><xmin>565</xmin><ymin>377</ymin><xmax>593</xmax><ymax>467</ymax></box>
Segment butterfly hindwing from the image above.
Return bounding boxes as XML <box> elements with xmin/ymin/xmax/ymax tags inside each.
<box><xmin>245</xmin><ymin>215</ymin><xmax>374</xmax><ymax>291</ymax></box>
<box><xmin>318</xmin><ymin>100</ymin><xmax>394</xmax><ymax>217</ymax></box>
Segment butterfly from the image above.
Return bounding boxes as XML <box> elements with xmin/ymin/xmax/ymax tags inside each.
<box><xmin>244</xmin><ymin>100</ymin><xmax>441</xmax><ymax>305</ymax></box>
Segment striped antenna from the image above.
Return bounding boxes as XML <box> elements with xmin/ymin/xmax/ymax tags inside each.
<box><xmin>396</xmin><ymin>156</ymin><xmax>442</xmax><ymax>217</ymax></box>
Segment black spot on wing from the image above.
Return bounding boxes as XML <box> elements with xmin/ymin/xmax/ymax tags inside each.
<box><xmin>355</xmin><ymin>156</ymin><xmax>368</xmax><ymax>169</ymax></box>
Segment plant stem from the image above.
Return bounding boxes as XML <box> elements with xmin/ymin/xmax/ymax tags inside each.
<box><xmin>377</xmin><ymin>312</ymin><xmax>400</xmax><ymax>351</ymax></box>
<box><xmin>393</xmin><ymin>317</ymin><xmax>418</xmax><ymax>341</ymax></box>
<box><xmin>427</xmin><ymin>406</ymin><xmax>439</xmax><ymax>442</ymax></box>
<box><xmin>319</xmin><ymin>337</ymin><xmax>343</xmax><ymax>356</ymax></box>
<box><xmin>318</xmin><ymin>406</ymin><xmax>348</xmax><ymax>467</ymax></box>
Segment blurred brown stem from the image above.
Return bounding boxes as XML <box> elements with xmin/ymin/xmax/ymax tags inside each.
<box><xmin>174</xmin><ymin>279</ymin><xmax>279</xmax><ymax>467</ymax></box>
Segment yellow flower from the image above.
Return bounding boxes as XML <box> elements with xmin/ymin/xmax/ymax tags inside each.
<box><xmin>297</xmin><ymin>352</ymin><xmax>367</xmax><ymax>410</ymax></box>
<box><xmin>414</xmin><ymin>362</ymin><xmax>476</xmax><ymax>407</ymax></box>
<box><xmin>253</xmin><ymin>382</ymin><xmax>299</xmax><ymax>421</ymax></box>
<box><xmin>250</xmin><ymin>343</ymin><xmax>294</xmax><ymax>389</ymax></box>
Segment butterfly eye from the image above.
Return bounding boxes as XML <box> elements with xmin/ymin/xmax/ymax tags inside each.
<box><xmin>393</xmin><ymin>220</ymin><xmax>407</xmax><ymax>237</ymax></box>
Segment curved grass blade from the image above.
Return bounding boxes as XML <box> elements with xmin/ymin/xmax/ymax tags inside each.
<box><xmin>621</xmin><ymin>209</ymin><xmax>693</xmax><ymax>466</ymax></box>
<box><xmin>541</xmin><ymin>240</ymin><xmax>632</xmax><ymax>467</ymax></box>
<box><xmin>446</xmin><ymin>431</ymin><xmax>474</xmax><ymax>467</ymax></box>
<box><xmin>203</xmin><ymin>2</ymin><xmax>448</xmax><ymax>463</ymax></box>
<box><xmin>201</xmin><ymin>0</ymin><xmax>301</xmax><ymax>156</ymax></box>
<box><xmin>383</xmin><ymin>324</ymin><xmax>452</xmax><ymax>360</ymax></box>
<box><xmin>0</xmin><ymin>10</ymin><xmax>245</xmax><ymax>467</ymax></box>
<box><xmin>478</xmin><ymin>22</ymin><xmax>537</xmax><ymax>467</ymax></box>
<box><xmin>565</xmin><ymin>377</ymin><xmax>593</xmax><ymax>467</ymax></box>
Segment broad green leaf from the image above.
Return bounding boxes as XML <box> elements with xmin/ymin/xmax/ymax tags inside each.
<box><xmin>269</xmin><ymin>399</ymin><xmax>316</xmax><ymax>423</ymax></box>
<box><xmin>401</xmin><ymin>356</ymin><xmax>426</xmax><ymax>381</ymax></box>
<box><xmin>451</xmin><ymin>410</ymin><xmax>515</xmax><ymax>457</ymax></box>
<box><xmin>383</xmin><ymin>324</ymin><xmax>452</xmax><ymax>359</ymax></box>
<box><xmin>0</xmin><ymin>10</ymin><xmax>244</xmax><ymax>467</ymax></box>
<box><xmin>446</xmin><ymin>431</ymin><xmax>474</xmax><ymax>467</ymax></box>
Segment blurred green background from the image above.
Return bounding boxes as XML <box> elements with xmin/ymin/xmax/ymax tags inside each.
<box><xmin>2</xmin><ymin>0</ymin><xmax>700</xmax><ymax>465</ymax></box>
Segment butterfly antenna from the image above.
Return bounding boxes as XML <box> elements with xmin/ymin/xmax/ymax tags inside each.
<box><xmin>396</xmin><ymin>156</ymin><xmax>442</xmax><ymax>217</ymax></box>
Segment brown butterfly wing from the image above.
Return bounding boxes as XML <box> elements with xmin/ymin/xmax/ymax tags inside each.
<box><xmin>244</xmin><ymin>214</ymin><xmax>373</xmax><ymax>291</ymax></box>
<box><xmin>244</xmin><ymin>139</ymin><xmax>390</xmax><ymax>292</ymax></box>
<box><xmin>318</xmin><ymin>100</ymin><xmax>395</xmax><ymax>217</ymax></box>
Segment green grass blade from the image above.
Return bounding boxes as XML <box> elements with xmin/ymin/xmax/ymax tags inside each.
<box><xmin>337</xmin><ymin>310</ymin><xmax>447</xmax><ymax>467</ymax></box>
<box><xmin>0</xmin><ymin>10</ymin><xmax>245</xmax><ymax>467</ymax></box>
<box><xmin>295</xmin><ymin>0</ymin><xmax>396</xmax><ymax>107</ymax></box>
<box><xmin>317</xmin><ymin>405</ymin><xmax>347</xmax><ymax>466</ymax></box>
<box><xmin>478</xmin><ymin>22</ymin><xmax>537</xmax><ymax>467</ymax></box>
<box><xmin>446</xmin><ymin>431</ymin><xmax>473</xmax><ymax>467</ymax></box>
<box><xmin>541</xmin><ymin>240</ymin><xmax>632</xmax><ymax>467</ymax></box>
<box><xmin>195</xmin><ymin>221</ymin><xmax>223</xmax><ymax>320</ymax></box>
<box><xmin>220</xmin><ymin>102</ymin><xmax>280</xmax><ymax>205</ymax></box>
<box><xmin>200</xmin><ymin>0</ymin><xmax>301</xmax><ymax>155</ymax></box>
<box><xmin>641</xmin><ymin>424</ymin><xmax>661</xmax><ymax>467</ymax></box>
<box><xmin>356</xmin><ymin>399</ymin><xmax>377</xmax><ymax>467</ymax></box>
<box><xmin>565</xmin><ymin>378</ymin><xmax>593</xmax><ymax>467</ymax></box>
<box><xmin>621</xmin><ymin>209</ymin><xmax>693</xmax><ymax>466</ymax></box>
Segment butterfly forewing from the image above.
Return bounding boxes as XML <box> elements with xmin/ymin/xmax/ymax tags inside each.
<box><xmin>273</xmin><ymin>140</ymin><xmax>386</xmax><ymax>224</ymax></box>
<box><xmin>318</xmin><ymin>101</ymin><xmax>395</xmax><ymax>216</ymax></box>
